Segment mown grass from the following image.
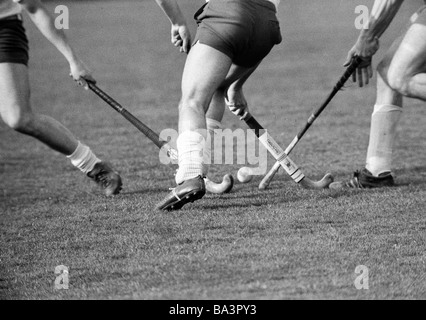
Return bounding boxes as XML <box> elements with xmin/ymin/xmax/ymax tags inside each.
<box><xmin>0</xmin><ymin>0</ymin><xmax>425</xmax><ymax>300</ymax></box>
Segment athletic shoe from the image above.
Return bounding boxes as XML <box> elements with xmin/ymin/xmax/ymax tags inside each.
<box><xmin>156</xmin><ymin>176</ymin><xmax>206</xmax><ymax>211</ymax></box>
<box><xmin>87</xmin><ymin>162</ymin><xmax>123</xmax><ymax>196</ymax></box>
<box><xmin>329</xmin><ymin>168</ymin><xmax>395</xmax><ymax>190</ymax></box>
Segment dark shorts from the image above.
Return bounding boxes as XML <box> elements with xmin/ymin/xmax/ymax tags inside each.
<box><xmin>0</xmin><ymin>18</ymin><xmax>29</xmax><ymax>66</ymax></box>
<box><xmin>193</xmin><ymin>0</ymin><xmax>282</xmax><ymax>67</ymax></box>
<box><xmin>411</xmin><ymin>5</ymin><xmax>426</xmax><ymax>26</ymax></box>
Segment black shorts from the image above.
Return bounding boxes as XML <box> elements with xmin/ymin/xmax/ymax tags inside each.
<box><xmin>0</xmin><ymin>18</ymin><xmax>29</xmax><ymax>66</ymax></box>
<box><xmin>193</xmin><ymin>0</ymin><xmax>282</xmax><ymax>67</ymax></box>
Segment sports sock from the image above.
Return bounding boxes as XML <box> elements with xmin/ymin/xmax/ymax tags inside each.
<box><xmin>365</xmin><ymin>104</ymin><xmax>402</xmax><ymax>177</ymax></box>
<box><xmin>175</xmin><ymin>131</ymin><xmax>206</xmax><ymax>185</ymax></box>
<box><xmin>204</xmin><ymin>118</ymin><xmax>222</xmax><ymax>176</ymax></box>
<box><xmin>67</xmin><ymin>142</ymin><xmax>101</xmax><ymax>174</ymax></box>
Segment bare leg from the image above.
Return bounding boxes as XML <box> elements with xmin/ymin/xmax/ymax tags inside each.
<box><xmin>386</xmin><ymin>23</ymin><xmax>426</xmax><ymax>100</ymax></box>
<box><xmin>157</xmin><ymin>44</ymin><xmax>264</xmax><ymax>209</ymax></box>
<box><xmin>176</xmin><ymin>43</ymin><xmax>256</xmax><ymax>182</ymax></box>
<box><xmin>0</xmin><ymin>63</ymin><xmax>122</xmax><ymax>195</ymax></box>
<box><xmin>364</xmin><ymin>22</ymin><xmax>426</xmax><ymax>177</ymax></box>
<box><xmin>0</xmin><ymin>63</ymin><xmax>78</xmax><ymax>155</ymax></box>
<box><xmin>205</xmin><ymin>63</ymin><xmax>260</xmax><ymax>122</ymax></box>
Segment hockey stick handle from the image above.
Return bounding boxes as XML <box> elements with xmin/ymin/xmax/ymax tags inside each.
<box><xmin>87</xmin><ymin>81</ymin><xmax>177</xmax><ymax>160</ymax></box>
<box><xmin>258</xmin><ymin>56</ymin><xmax>362</xmax><ymax>189</ymax></box>
<box><xmin>295</xmin><ymin>56</ymin><xmax>363</xmax><ymax>143</ymax></box>
<box><xmin>244</xmin><ymin>113</ymin><xmax>264</xmax><ymax>136</ymax></box>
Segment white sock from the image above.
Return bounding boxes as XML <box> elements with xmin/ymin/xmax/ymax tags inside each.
<box><xmin>204</xmin><ymin>118</ymin><xmax>222</xmax><ymax>176</ymax></box>
<box><xmin>175</xmin><ymin>131</ymin><xmax>206</xmax><ymax>184</ymax></box>
<box><xmin>366</xmin><ymin>104</ymin><xmax>402</xmax><ymax>176</ymax></box>
<box><xmin>67</xmin><ymin>142</ymin><xmax>101</xmax><ymax>174</ymax></box>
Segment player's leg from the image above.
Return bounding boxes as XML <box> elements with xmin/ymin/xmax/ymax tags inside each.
<box><xmin>332</xmin><ymin>11</ymin><xmax>426</xmax><ymax>189</ymax></box>
<box><xmin>330</xmin><ymin>38</ymin><xmax>404</xmax><ymax>189</ymax></box>
<box><xmin>0</xmin><ymin>63</ymin><xmax>122</xmax><ymax>196</ymax></box>
<box><xmin>157</xmin><ymin>43</ymin><xmax>257</xmax><ymax>210</ymax></box>
<box><xmin>203</xmin><ymin>90</ymin><xmax>226</xmax><ymax>177</ymax></box>
<box><xmin>175</xmin><ymin>42</ymin><xmax>233</xmax><ymax>183</ymax></box>
<box><xmin>364</xmin><ymin>67</ymin><xmax>403</xmax><ymax>179</ymax></box>
<box><xmin>156</xmin><ymin>43</ymin><xmax>233</xmax><ymax>211</ymax></box>
<box><xmin>360</xmin><ymin>21</ymin><xmax>426</xmax><ymax>185</ymax></box>
<box><xmin>0</xmin><ymin>63</ymin><xmax>79</xmax><ymax>154</ymax></box>
<box><xmin>386</xmin><ymin>24</ymin><xmax>426</xmax><ymax>100</ymax></box>
<box><xmin>203</xmin><ymin>63</ymin><xmax>260</xmax><ymax>177</ymax></box>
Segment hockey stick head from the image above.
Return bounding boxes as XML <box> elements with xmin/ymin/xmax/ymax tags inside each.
<box><xmin>299</xmin><ymin>173</ymin><xmax>334</xmax><ymax>189</ymax></box>
<box><xmin>205</xmin><ymin>174</ymin><xmax>234</xmax><ymax>194</ymax></box>
<box><xmin>258</xmin><ymin>162</ymin><xmax>280</xmax><ymax>190</ymax></box>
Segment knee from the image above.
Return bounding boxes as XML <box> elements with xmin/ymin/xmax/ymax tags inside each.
<box><xmin>376</xmin><ymin>59</ymin><xmax>389</xmax><ymax>81</ymax></box>
<box><xmin>378</xmin><ymin>58</ymin><xmax>411</xmax><ymax>96</ymax></box>
<box><xmin>386</xmin><ymin>63</ymin><xmax>412</xmax><ymax>96</ymax></box>
<box><xmin>387</xmin><ymin>73</ymin><xmax>411</xmax><ymax>96</ymax></box>
<box><xmin>179</xmin><ymin>97</ymin><xmax>206</xmax><ymax>114</ymax></box>
<box><xmin>376</xmin><ymin>57</ymin><xmax>407</xmax><ymax>93</ymax></box>
<box><xmin>1</xmin><ymin>105</ymin><xmax>34</xmax><ymax>133</ymax></box>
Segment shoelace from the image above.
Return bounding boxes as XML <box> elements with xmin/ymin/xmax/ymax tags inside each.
<box><xmin>93</xmin><ymin>170</ymin><xmax>112</xmax><ymax>188</ymax></box>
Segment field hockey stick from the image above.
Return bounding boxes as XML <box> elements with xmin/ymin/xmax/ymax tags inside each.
<box><xmin>259</xmin><ymin>56</ymin><xmax>362</xmax><ymax>190</ymax></box>
<box><xmin>87</xmin><ymin>81</ymin><xmax>233</xmax><ymax>194</ymax></box>
<box><xmin>242</xmin><ymin>112</ymin><xmax>333</xmax><ymax>189</ymax></box>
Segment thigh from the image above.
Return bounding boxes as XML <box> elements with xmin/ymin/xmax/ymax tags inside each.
<box><xmin>388</xmin><ymin>23</ymin><xmax>426</xmax><ymax>80</ymax></box>
<box><xmin>0</xmin><ymin>63</ymin><xmax>31</xmax><ymax>120</ymax></box>
<box><xmin>181</xmin><ymin>42</ymin><xmax>258</xmax><ymax>102</ymax></box>
<box><xmin>181</xmin><ymin>42</ymin><xmax>233</xmax><ymax>108</ymax></box>
<box><xmin>222</xmin><ymin>63</ymin><xmax>260</xmax><ymax>88</ymax></box>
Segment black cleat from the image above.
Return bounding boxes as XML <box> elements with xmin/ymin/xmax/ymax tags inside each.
<box><xmin>87</xmin><ymin>162</ymin><xmax>123</xmax><ymax>196</ymax></box>
<box><xmin>156</xmin><ymin>176</ymin><xmax>206</xmax><ymax>211</ymax></box>
<box><xmin>330</xmin><ymin>168</ymin><xmax>395</xmax><ymax>190</ymax></box>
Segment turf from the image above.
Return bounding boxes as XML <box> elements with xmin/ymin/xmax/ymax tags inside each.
<box><xmin>0</xmin><ymin>0</ymin><xmax>425</xmax><ymax>300</ymax></box>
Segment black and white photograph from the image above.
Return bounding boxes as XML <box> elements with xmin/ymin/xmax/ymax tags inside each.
<box><xmin>0</xmin><ymin>0</ymin><xmax>425</xmax><ymax>302</ymax></box>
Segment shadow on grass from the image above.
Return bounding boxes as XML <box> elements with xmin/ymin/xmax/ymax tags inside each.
<box><xmin>120</xmin><ymin>188</ymin><xmax>166</xmax><ymax>196</ymax></box>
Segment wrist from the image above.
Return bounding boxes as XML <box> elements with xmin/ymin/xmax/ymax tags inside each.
<box><xmin>67</xmin><ymin>51</ymin><xmax>80</xmax><ymax>67</ymax></box>
<box><xmin>171</xmin><ymin>20</ymin><xmax>187</xmax><ymax>29</ymax></box>
<box><xmin>359</xmin><ymin>31</ymin><xmax>379</xmax><ymax>44</ymax></box>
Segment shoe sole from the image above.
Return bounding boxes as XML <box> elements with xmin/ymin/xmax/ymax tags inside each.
<box><xmin>158</xmin><ymin>189</ymin><xmax>205</xmax><ymax>211</ymax></box>
<box><xmin>329</xmin><ymin>180</ymin><xmax>395</xmax><ymax>190</ymax></box>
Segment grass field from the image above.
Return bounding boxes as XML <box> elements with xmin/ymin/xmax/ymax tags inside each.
<box><xmin>1</xmin><ymin>0</ymin><xmax>425</xmax><ymax>300</ymax></box>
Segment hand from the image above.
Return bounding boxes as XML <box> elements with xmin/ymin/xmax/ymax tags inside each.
<box><xmin>69</xmin><ymin>59</ymin><xmax>96</xmax><ymax>90</ymax></box>
<box><xmin>344</xmin><ymin>35</ymin><xmax>379</xmax><ymax>87</ymax></box>
<box><xmin>226</xmin><ymin>88</ymin><xmax>249</xmax><ymax>120</ymax></box>
<box><xmin>171</xmin><ymin>24</ymin><xmax>191</xmax><ymax>53</ymax></box>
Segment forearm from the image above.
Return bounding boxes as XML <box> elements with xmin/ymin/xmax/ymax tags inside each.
<box><xmin>360</xmin><ymin>0</ymin><xmax>404</xmax><ymax>40</ymax></box>
<box><xmin>20</xmin><ymin>0</ymin><xmax>78</xmax><ymax>64</ymax></box>
<box><xmin>155</xmin><ymin>0</ymin><xmax>186</xmax><ymax>26</ymax></box>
